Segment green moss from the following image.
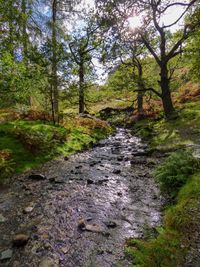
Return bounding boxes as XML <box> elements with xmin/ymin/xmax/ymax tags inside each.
<box><xmin>133</xmin><ymin>100</ymin><xmax>200</xmax><ymax>151</ymax></box>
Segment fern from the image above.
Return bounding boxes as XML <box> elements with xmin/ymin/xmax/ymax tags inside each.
<box><xmin>154</xmin><ymin>150</ymin><xmax>200</xmax><ymax>198</ymax></box>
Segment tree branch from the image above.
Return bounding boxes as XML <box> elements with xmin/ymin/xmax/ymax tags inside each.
<box><xmin>134</xmin><ymin>87</ymin><xmax>162</xmax><ymax>98</ymax></box>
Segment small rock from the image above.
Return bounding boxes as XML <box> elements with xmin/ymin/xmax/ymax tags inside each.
<box><xmin>23</xmin><ymin>206</ymin><xmax>34</xmax><ymax>214</ymax></box>
<box><xmin>131</xmin><ymin>158</ymin><xmax>146</xmax><ymax>165</ymax></box>
<box><xmin>117</xmin><ymin>156</ymin><xmax>123</xmax><ymax>161</ymax></box>
<box><xmin>61</xmin><ymin>246</ymin><xmax>69</xmax><ymax>254</ymax></box>
<box><xmin>97</xmin><ymin>179</ymin><xmax>109</xmax><ymax>185</ymax></box>
<box><xmin>78</xmin><ymin>219</ymin><xmax>86</xmax><ymax>230</ymax></box>
<box><xmin>28</xmin><ymin>174</ymin><xmax>46</xmax><ymax>180</ymax></box>
<box><xmin>0</xmin><ymin>214</ymin><xmax>6</xmax><ymax>223</ymax></box>
<box><xmin>87</xmin><ymin>179</ymin><xmax>94</xmax><ymax>185</ymax></box>
<box><xmin>105</xmin><ymin>221</ymin><xmax>117</xmax><ymax>228</ymax></box>
<box><xmin>113</xmin><ymin>169</ymin><xmax>121</xmax><ymax>174</ymax></box>
<box><xmin>0</xmin><ymin>249</ymin><xmax>13</xmax><ymax>261</ymax></box>
<box><xmin>49</xmin><ymin>177</ymin><xmax>65</xmax><ymax>184</ymax></box>
<box><xmin>75</xmin><ymin>165</ymin><xmax>82</xmax><ymax>169</ymax></box>
<box><xmin>12</xmin><ymin>261</ymin><xmax>20</xmax><ymax>267</ymax></box>
<box><xmin>117</xmin><ymin>191</ymin><xmax>122</xmax><ymax>196</ymax></box>
<box><xmin>97</xmin><ymin>249</ymin><xmax>104</xmax><ymax>255</ymax></box>
<box><xmin>13</xmin><ymin>234</ymin><xmax>29</xmax><ymax>247</ymax></box>
<box><xmin>49</xmin><ymin>177</ymin><xmax>55</xmax><ymax>183</ymax></box>
<box><xmin>54</xmin><ymin>178</ymin><xmax>65</xmax><ymax>184</ymax></box>
<box><xmin>85</xmin><ymin>224</ymin><xmax>104</xmax><ymax>233</ymax></box>
<box><xmin>39</xmin><ymin>257</ymin><xmax>54</xmax><ymax>267</ymax></box>
<box><xmin>132</xmin><ymin>151</ymin><xmax>147</xmax><ymax>156</ymax></box>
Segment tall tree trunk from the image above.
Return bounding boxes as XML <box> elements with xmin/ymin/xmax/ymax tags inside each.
<box><xmin>134</xmin><ymin>60</ymin><xmax>144</xmax><ymax>119</ymax></box>
<box><xmin>79</xmin><ymin>62</ymin><xmax>85</xmax><ymax>113</ymax></box>
<box><xmin>52</xmin><ymin>0</ymin><xmax>59</xmax><ymax>123</ymax></box>
<box><xmin>137</xmin><ymin>90</ymin><xmax>144</xmax><ymax>119</ymax></box>
<box><xmin>159</xmin><ymin>64</ymin><xmax>175</xmax><ymax>119</ymax></box>
<box><xmin>8</xmin><ymin>0</ymin><xmax>14</xmax><ymax>57</ymax></box>
<box><xmin>21</xmin><ymin>0</ymin><xmax>28</xmax><ymax>61</ymax></box>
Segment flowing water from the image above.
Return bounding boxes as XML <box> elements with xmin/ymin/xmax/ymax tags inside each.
<box><xmin>0</xmin><ymin>128</ymin><xmax>162</xmax><ymax>267</ymax></box>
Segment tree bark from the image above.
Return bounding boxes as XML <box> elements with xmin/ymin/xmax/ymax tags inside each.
<box><xmin>79</xmin><ymin>62</ymin><xmax>85</xmax><ymax>113</ymax></box>
<box><xmin>137</xmin><ymin>90</ymin><xmax>144</xmax><ymax>119</ymax></box>
<box><xmin>159</xmin><ymin>64</ymin><xmax>176</xmax><ymax>119</ymax></box>
<box><xmin>52</xmin><ymin>0</ymin><xmax>59</xmax><ymax>123</ymax></box>
<box><xmin>21</xmin><ymin>0</ymin><xmax>28</xmax><ymax>61</ymax></box>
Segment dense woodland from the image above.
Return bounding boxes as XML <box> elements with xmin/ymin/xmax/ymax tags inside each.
<box><xmin>0</xmin><ymin>0</ymin><xmax>200</xmax><ymax>266</ymax></box>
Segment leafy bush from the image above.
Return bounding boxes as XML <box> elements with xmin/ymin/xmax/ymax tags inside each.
<box><xmin>154</xmin><ymin>150</ymin><xmax>200</xmax><ymax>198</ymax></box>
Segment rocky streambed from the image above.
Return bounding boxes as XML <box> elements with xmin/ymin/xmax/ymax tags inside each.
<box><xmin>0</xmin><ymin>128</ymin><xmax>162</xmax><ymax>267</ymax></box>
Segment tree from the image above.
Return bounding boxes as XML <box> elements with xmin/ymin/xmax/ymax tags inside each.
<box><xmin>96</xmin><ymin>0</ymin><xmax>200</xmax><ymax>118</ymax></box>
<box><xmin>69</xmin><ymin>17</ymin><xmax>101</xmax><ymax>113</ymax></box>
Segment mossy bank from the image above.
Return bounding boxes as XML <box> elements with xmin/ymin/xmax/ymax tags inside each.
<box><xmin>0</xmin><ymin>115</ymin><xmax>112</xmax><ymax>184</ymax></box>
<box><xmin>126</xmin><ymin>100</ymin><xmax>200</xmax><ymax>267</ymax></box>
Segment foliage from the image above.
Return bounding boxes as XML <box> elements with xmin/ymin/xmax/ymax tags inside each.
<box><xmin>154</xmin><ymin>150</ymin><xmax>200</xmax><ymax>198</ymax></box>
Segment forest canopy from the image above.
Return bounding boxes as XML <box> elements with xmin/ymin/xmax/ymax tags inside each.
<box><xmin>0</xmin><ymin>0</ymin><xmax>200</xmax><ymax>121</ymax></box>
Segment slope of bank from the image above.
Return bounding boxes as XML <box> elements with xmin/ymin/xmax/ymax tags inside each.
<box><xmin>0</xmin><ymin>113</ymin><xmax>112</xmax><ymax>184</ymax></box>
<box><xmin>126</xmin><ymin>100</ymin><xmax>200</xmax><ymax>267</ymax></box>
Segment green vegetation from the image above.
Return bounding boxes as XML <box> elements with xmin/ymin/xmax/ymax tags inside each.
<box><xmin>126</xmin><ymin>167</ymin><xmax>200</xmax><ymax>267</ymax></box>
<box><xmin>125</xmin><ymin>99</ymin><xmax>200</xmax><ymax>267</ymax></box>
<box><xmin>133</xmin><ymin>100</ymin><xmax>200</xmax><ymax>151</ymax></box>
<box><xmin>154</xmin><ymin>150</ymin><xmax>200</xmax><ymax>199</ymax></box>
<box><xmin>0</xmin><ymin>117</ymin><xmax>112</xmax><ymax>183</ymax></box>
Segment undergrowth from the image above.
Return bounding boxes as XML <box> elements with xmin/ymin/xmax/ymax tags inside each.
<box><xmin>0</xmin><ymin>117</ymin><xmax>112</xmax><ymax>184</ymax></box>
<box><xmin>126</xmin><ymin>150</ymin><xmax>200</xmax><ymax>267</ymax></box>
<box><xmin>154</xmin><ymin>150</ymin><xmax>200</xmax><ymax>199</ymax></box>
<box><xmin>126</xmin><ymin>172</ymin><xmax>200</xmax><ymax>267</ymax></box>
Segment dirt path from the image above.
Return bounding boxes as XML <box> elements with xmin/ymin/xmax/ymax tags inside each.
<box><xmin>0</xmin><ymin>129</ymin><xmax>162</xmax><ymax>267</ymax></box>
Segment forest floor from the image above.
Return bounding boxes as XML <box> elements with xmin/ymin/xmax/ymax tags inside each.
<box><xmin>0</xmin><ymin>128</ymin><xmax>162</xmax><ymax>267</ymax></box>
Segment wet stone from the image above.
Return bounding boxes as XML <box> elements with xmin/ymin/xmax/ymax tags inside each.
<box><xmin>39</xmin><ymin>257</ymin><xmax>56</xmax><ymax>267</ymax></box>
<box><xmin>23</xmin><ymin>206</ymin><xmax>34</xmax><ymax>214</ymax></box>
<box><xmin>113</xmin><ymin>169</ymin><xmax>121</xmax><ymax>174</ymax></box>
<box><xmin>87</xmin><ymin>179</ymin><xmax>94</xmax><ymax>185</ymax></box>
<box><xmin>78</xmin><ymin>219</ymin><xmax>86</xmax><ymax>230</ymax></box>
<box><xmin>13</xmin><ymin>234</ymin><xmax>29</xmax><ymax>247</ymax></box>
<box><xmin>105</xmin><ymin>221</ymin><xmax>117</xmax><ymax>228</ymax></box>
<box><xmin>131</xmin><ymin>158</ymin><xmax>147</xmax><ymax>165</ymax></box>
<box><xmin>12</xmin><ymin>261</ymin><xmax>20</xmax><ymax>267</ymax></box>
<box><xmin>0</xmin><ymin>249</ymin><xmax>13</xmax><ymax>261</ymax></box>
<box><xmin>84</xmin><ymin>224</ymin><xmax>105</xmax><ymax>233</ymax></box>
<box><xmin>28</xmin><ymin>174</ymin><xmax>46</xmax><ymax>180</ymax></box>
<box><xmin>0</xmin><ymin>214</ymin><xmax>6</xmax><ymax>223</ymax></box>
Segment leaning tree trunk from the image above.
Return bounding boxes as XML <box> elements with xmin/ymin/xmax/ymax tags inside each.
<box><xmin>159</xmin><ymin>64</ymin><xmax>175</xmax><ymax>119</ymax></box>
<box><xmin>79</xmin><ymin>62</ymin><xmax>85</xmax><ymax>114</ymax></box>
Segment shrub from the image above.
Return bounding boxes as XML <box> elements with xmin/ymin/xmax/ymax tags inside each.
<box><xmin>154</xmin><ymin>150</ymin><xmax>200</xmax><ymax>198</ymax></box>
